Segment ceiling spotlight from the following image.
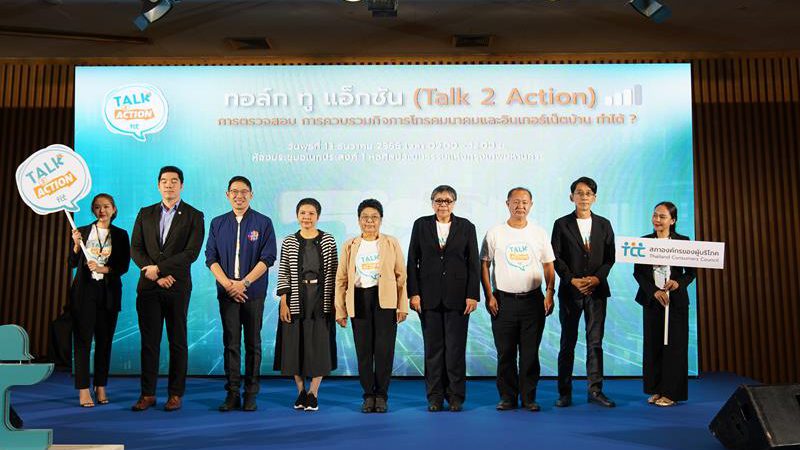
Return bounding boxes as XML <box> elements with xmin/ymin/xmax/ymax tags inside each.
<box><xmin>133</xmin><ymin>0</ymin><xmax>176</xmax><ymax>31</ymax></box>
<box><xmin>367</xmin><ymin>0</ymin><xmax>398</xmax><ymax>17</ymax></box>
<box><xmin>628</xmin><ymin>0</ymin><xmax>671</xmax><ymax>23</ymax></box>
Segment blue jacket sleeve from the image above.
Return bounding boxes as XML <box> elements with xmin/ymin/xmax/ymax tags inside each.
<box><xmin>205</xmin><ymin>217</ymin><xmax>220</xmax><ymax>268</ymax></box>
<box><xmin>260</xmin><ymin>217</ymin><xmax>277</xmax><ymax>267</ymax></box>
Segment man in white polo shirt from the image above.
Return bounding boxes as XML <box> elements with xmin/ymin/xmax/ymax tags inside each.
<box><xmin>480</xmin><ymin>187</ymin><xmax>555</xmax><ymax>412</ymax></box>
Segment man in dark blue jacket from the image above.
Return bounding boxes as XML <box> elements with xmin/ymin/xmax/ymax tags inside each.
<box><xmin>205</xmin><ymin>176</ymin><xmax>277</xmax><ymax>412</ymax></box>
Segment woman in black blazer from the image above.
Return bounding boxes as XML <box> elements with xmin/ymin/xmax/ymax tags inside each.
<box><xmin>407</xmin><ymin>185</ymin><xmax>480</xmax><ymax>412</ymax></box>
<box><xmin>633</xmin><ymin>201</ymin><xmax>696</xmax><ymax>407</ymax></box>
<box><xmin>69</xmin><ymin>193</ymin><xmax>130</xmax><ymax>407</ymax></box>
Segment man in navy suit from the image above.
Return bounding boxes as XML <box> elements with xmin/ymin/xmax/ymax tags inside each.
<box><xmin>130</xmin><ymin>166</ymin><xmax>205</xmax><ymax>412</ymax></box>
<box><xmin>551</xmin><ymin>177</ymin><xmax>616</xmax><ymax>408</ymax></box>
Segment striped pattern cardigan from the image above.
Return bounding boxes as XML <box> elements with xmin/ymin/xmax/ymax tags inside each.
<box><xmin>276</xmin><ymin>230</ymin><xmax>338</xmax><ymax>315</ymax></box>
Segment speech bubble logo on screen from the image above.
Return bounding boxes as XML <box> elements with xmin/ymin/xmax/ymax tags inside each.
<box><xmin>15</xmin><ymin>144</ymin><xmax>92</xmax><ymax>214</ymax></box>
<box><xmin>504</xmin><ymin>242</ymin><xmax>532</xmax><ymax>271</ymax></box>
<box><xmin>103</xmin><ymin>84</ymin><xmax>168</xmax><ymax>142</ymax></box>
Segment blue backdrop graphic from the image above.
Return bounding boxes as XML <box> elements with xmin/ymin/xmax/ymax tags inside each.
<box><xmin>74</xmin><ymin>64</ymin><xmax>695</xmax><ymax>376</ymax></box>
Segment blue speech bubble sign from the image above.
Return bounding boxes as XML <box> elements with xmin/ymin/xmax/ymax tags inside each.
<box><xmin>15</xmin><ymin>144</ymin><xmax>92</xmax><ymax>215</ymax></box>
<box><xmin>103</xmin><ymin>83</ymin><xmax>169</xmax><ymax>142</ymax></box>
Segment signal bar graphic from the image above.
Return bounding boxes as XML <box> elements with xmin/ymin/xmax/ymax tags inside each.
<box><xmin>604</xmin><ymin>84</ymin><xmax>642</xmax><ymax>106</ymax></box>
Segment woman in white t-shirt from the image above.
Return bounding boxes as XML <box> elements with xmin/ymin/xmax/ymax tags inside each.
<box><xmin>69</xmin><ymin>193</ymin><xmax>130</xmax><ymax>408</ymax></box>
<box><xmin>335</xmin><ymin>199</ymin><xmax>408</xmax><ymax>413</ymax></box>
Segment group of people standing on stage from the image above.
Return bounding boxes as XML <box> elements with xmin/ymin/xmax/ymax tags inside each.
<box><xmin>68</xmin><ymin>166</ymin><xmax>696</xmax><ymax>414</ymax></box>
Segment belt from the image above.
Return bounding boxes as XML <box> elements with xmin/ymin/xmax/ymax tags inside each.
<box><xmin>496</xmin><ymin>290</ymin><xmax>538</xmax><ymax>299</ymax></box>
<box><xmin>301</xmin><ymin>279</ymin><xmax>319</xmax><ymax>284</ymax></box>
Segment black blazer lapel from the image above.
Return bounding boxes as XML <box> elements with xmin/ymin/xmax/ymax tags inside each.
<box><xmin>588</xmin><ymin>213</ymin><xmax>603</xmax><ymax>255</ymax></box>
<box><xmin>148</xmin><ymin>204</ymin><xmax>162</xmax><ymax>252</ymax></box>
<box><xmin>444</xmin><ymin>215</ymin><xmax>464</xmax><ymax>254</ymax></box>
<box><xmin>425</xmin><ymin>215</ymin><xmax>440</xmax><ymax>252</ymax></box>
<box><xmin>161</xmin><ymin>202</ymin><xmax>187</xmax><ymax>250</ymax></box>
<box><xmin>565</xmin><ymin>213</ymin><xmax>585</xmax><ymax>251</ymax></box>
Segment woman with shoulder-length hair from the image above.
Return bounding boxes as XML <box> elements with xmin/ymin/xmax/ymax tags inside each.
<box><xmin>407</xmin><ymin>185</ymin><xmax>480</xmax><ymax>412</ymax></box>
<box><xmin>633</xmin><ymin>201</ymin><xmax>696</xmax><ymax>407</ymax></box>
<box><xmin>69</xmin><ymin>193</ymin><xmax>131</xmax><ymax>407</ymax></box>
<box><xmin>274</xmin><ymin>198</ymin><xmax>338</xmax><ymax>412</ymax></box>
<box><xmin>335</xmin><ymin>198</ymin><xmax>408</xmax><ymax>413</ymax></box>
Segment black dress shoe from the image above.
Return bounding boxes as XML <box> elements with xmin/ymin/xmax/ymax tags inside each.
<box><xmin>374</xmin><ymin>397</ymin><xmax>388</xmax><ymax>413</ymax></box>
<box><xmin>219</xmin><ymin>392</ymin><xmax>241</xmax><ymax>412</ymax></box>
<box><xmin>588</xmin><ymin>391</ymin><xmax>616</xmax><ymax>408</ymax></box>
<box><xmin>428</xmin><ymin>400</ymin><xmax>443</xmax><ymax>412</ymax></box>
<box><xmin>449</xmin><ymin>400</ymin><xmax>463</xmax><ymax>412</ymax></box>
<box><xmin>555</xmin><ymin>395</ymin><xmax>572</xmax><ymax>408</ymax></box>
<box><xmin>522</xmin><ymin>401</ymin><xmax>541</xmax><ymax>412</ymax></box>
<box><xmin>361</xmin><ymin>396</ymin><xmax>376</xmax><ymax>413</ymax></box>
<box><xmin>496</xmin><ymin>399</ymin><xmax>517</xmax><ymax>411</ymax></box>
<box><xmin>242</xmin><ymin>393</ymin><xmax>257</xmax><ymax>411</ymax></box>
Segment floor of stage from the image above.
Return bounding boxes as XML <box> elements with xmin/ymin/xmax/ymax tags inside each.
<box><xmin>11</xmin><ymin>372</ymin><xmax>746</xmax><ymax>450</ymax></box>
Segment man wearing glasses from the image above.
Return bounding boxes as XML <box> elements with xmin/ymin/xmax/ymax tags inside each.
<box><xmin>551</xmin><ymin>176</ymin><xmax>616</xmax><ymax>408</ymax></box>
<box><xmin>205</xmin><ymin>176</ymin><xmax>277</xmax><ymax>412</ymax></box>
<box><xmin>480</xmin><ymin>187</ymin><xmax>555</xmax><ymax>412</ymax></box>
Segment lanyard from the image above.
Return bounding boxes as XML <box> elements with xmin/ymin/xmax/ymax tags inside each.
<box><xmin>94</xmin><ymin>224</ymin><xmax>111</xmax><ymax>255</ymax></box>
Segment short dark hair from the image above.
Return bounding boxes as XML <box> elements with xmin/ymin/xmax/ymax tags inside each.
<box><xmin>91</xmin><ymin>193</ymin><xmax>118</xmax><ymax>221</ymax></box>
<box><xmin>158</xmin><ymin>165</ymin><xmax>184</xmax><ymax>184</ymax></box>
<box><xmin>430</xmin><ymin>185</ymin><xmax>457</xmax><ymax>202</ymax></box>
<box><xmin>296</xmin><ymin>198</ymin><xmax>322</xmax><ymax>216</ymax></box>
<box><xmin>570</xmin><ymin>176</ymin><xmax>598</xmax><ymax>195</ymax></box>
<box><xmin>228</xmin><ymin>175</ymin><xmax>252</xmax><ymax>191</ymax></box>
<box><xmin>506</xmin><ymin>187</ymin><xmax>532</xmax><ymax>200</ymax></box>
<box><xmin>655</xmin><ymin>201</ymin><xmax>678</xmax><ymax>233</ymax></box>
<box><xmin>358</xmin><ymin>198</ymin><xmax>383</xmax><ymax>218</ymax></box>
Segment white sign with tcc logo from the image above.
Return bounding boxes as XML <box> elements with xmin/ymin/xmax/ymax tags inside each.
<box><xmin>615</xmin><ymin>237</ymin><xmax>725</xmax><ymax>269</ymax></box>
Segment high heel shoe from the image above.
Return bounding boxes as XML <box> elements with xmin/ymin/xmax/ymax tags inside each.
<box><xmin>79</xmin><ymin>389</ymin><xmax>95</xmax><ymax>408</ymax></box>
<box><xmin>94</xmin><ymin>387</ymin><xmax>109</xmax><ymax>405</ymax></box>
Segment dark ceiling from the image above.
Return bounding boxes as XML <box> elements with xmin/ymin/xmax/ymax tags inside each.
<box><xmin>0</xmin><ymin>0</ymin><xmax>798</xmax><ymax>58</ymax></box>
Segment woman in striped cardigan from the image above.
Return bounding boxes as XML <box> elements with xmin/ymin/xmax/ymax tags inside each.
<box><xmin>273</xmin><ymin>198</ymin><xmax>338</xmax><ymax>411</ymax></box>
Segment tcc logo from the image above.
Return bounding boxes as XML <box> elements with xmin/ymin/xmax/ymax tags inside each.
<box><xmin>622</xmin><ymin>241</ymin><xmax>646</xmax><ymax>257</ymax></box>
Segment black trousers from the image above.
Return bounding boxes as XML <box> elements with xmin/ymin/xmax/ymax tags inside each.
<box><xmin>351</xmin><ymin>286</ymin><xmax>397</xmax><ymax>400</ymax></box>
<box><xmin>219</xmin><ymin>296</ymin><xmax>265</xmax><ymax>394</ymax></box>
<box><xmin>491</xmin><ymin>290</ymin><xmax>546</xmax><ymax>404</ymax></box>
<box><xmin>642</xmin><ymin>297</ymin><xmax>689</xmax><ymax>401</ymax></box>
<box><xmin>72</xmin><ymin>280</ymin><xmax>119</xmax><ymax>389</ymax></box>
<box><xmin>420</xmin><ymin>305</ymin><xmax>469</xmax><ymax>403</ymax></box>
<box><xmin>136</xmin><ymin>290</ymin><xmax>190</xmax><ymax>397</ymax></box>
<box><xmin>557</xmin><ymin>295</ymin><xmax>607</xmax><ymax>396</ymax></box>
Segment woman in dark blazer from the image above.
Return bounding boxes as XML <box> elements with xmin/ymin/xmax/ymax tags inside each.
<box><xmin>633</xmin><ymin>201</ymin><xmax>696</xmax><ymax>407</ymax></box>
<box><xmin>407</xmin><ymin>185</ymin><xmax>480</xmax><ymax>412</ymax></box>
<box><xmin>69</xmin><ymin>193</ymin><xmax>130</xmax><ymax>407</ymax></box>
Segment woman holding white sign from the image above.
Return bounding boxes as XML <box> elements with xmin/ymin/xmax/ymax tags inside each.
<box><xmin>69</xmin><ymin>193</ymin><xmax>130</xmax><ymax>408</ymax></box>
<box><xmin>633</xmin><ymin>201</ymin><xmax>696</xmax><ymax>407</ymax></box>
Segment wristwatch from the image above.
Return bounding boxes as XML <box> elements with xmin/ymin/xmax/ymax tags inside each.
<box><xmin>243</xmin><ymin>279</ymin><xmax>251</xmax><ymax>288</ymax></box>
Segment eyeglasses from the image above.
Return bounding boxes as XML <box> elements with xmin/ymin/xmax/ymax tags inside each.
<box><xmin>228</xmin><ymin>189</ymin><xmax>251</xmax><ymax>197</ymax></box>
<box><xmin>573</xmin><ymin>190</ymin><xmax>595</xmax><ymax>197</ymax></box>
<box><xmin>360</xmin><ymin>215</ymin><xmax>381</xmax><ymax>222</ymax></box>
<box><xmin>433</xmin><ymin>199</ymin><xmax>454</xmax><ymax>205</ymax></box>
<box><xmin>509</xmin><ymin>200</ymin><xmax>531</xmax><ymax>206</ymax></box>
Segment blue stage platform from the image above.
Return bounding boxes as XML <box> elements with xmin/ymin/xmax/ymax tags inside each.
<box><xmin>11</xmin><ymin>372</ymin><xmax>744</xmax><ymax>450</ymax></box>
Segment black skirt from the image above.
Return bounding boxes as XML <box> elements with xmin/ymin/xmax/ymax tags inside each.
<box><xmin>273</xmin><ymin>237</ymin><xmax>337</xmax><ymax>377</ymax></box>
